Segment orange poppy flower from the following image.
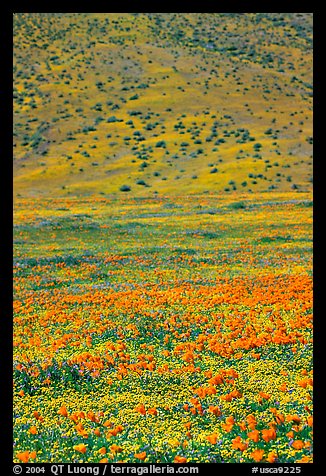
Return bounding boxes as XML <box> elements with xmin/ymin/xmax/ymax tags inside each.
<box><xmin>108</xmin><ymin>425</ymin><xmax>123</xmax><ymax>437</ymax></box>
<box><xmin>99</xmin><ymin>458</ymin><xmax>108</xmax><ymax>463</ymax></box>
<box><xmin>238</xmin><ymin>421</ymin><xmax>247</xmax><ymax>431</ymax></box>
<box><xmin>190</xmin><ymin>397</ymin><xmax>199</xmax><ymax>405</ymax></box>
<box><xmin>230</xmin><ymin>389</ymin><xmax>242</xmax><ymax>399</ymax></box>
<box><xmin>94</xmin><ymin>428</ymin><xmax>101</xmax><ymax>437</ymax></box>
<box><xmin>87</xmin><ymin>411</ymin><xmax>97</xmax><ymax>422</ymax></box>
<box><xmin>207</xmin><ymin>386</ymin><xmax>217</xmax><ymax>395</ymax></box>
<box><xmin>58</xmin><ymin>405</ymin><xmax>68</xmax><ymax>417</ymax></box>
<box><xmin>98</xmin><ymin>447</ymin><xmax>107</xmax><ymax>455</ymax></box>
<box><xmin>251</xmin><ymin>449</ymin><xmax>264</xmax><ymax>462</ymax></box>
<box><xmin>286</xmin><ymin>414</ymin><xmax>301</xmax><ymax>424</ymax></box>
<box><xmin>134</xmin><ymin>403</ymin><xmax>146</xmax><ymax>415</ymax></box>
<box><xmin>292</xmin><ymin>440</ymin><xmax>304</xmax><ymax>450</ymax></box>
<box><xmin>86</xmin><ymin>336</ymin><xmax>92</xmax><ymax>346</ymax></box>
<box><xmin>134</xmin><ymin>451</ymin><xmax>147</xmax><ymax>460</ymax></box>
<box><xmin>259</xmin><ymin>391</ymin><xmax>271</xmax><ymax>400</ymax></box>
<box><xmin>246</xmin><ymin>415</ymin><xmax>257</xmax><ymax>430</ymax></box>
<box><xmin>208</xmin><ymin>405</ymin><xmax>221</xmax><ymax>416</ymax></box>
<box><xmin>29</xmin><ymin>426</ymin><xmax>38</xmax><ymax>435</ymax></box>
<box><xmin>103</xmin><ymin>420</ymin><xmax>113</xmax><ymax>428</ymax></box>
<box><xmin>73</xmin><ymin>443</ymin><xmax>87</xmax><ymax>454</ymax></box>
<box><xmin>174</xmin><ymin>456</ymin><xmax>187</xmax><ymax>463</ymax></box>
<box><xmin>206</xmin><ymin>433</ymin><xmax>218</xmax><ymax>444</ymax></box>
<box><xmin>262</xmin><ymin>428</ymin><xmax>276</xmax><ymax>442</ymax></box>
<box><xmin>209</xmin><ymin>374</ymin><xmax>224</xmax><ymax>385</ymax></box>
<box><xmin>232</xmin><ymin>436</ymin><xmax>248</xmax><ymax>451</ymax></box>
<box><xmin>267</xmin><ymin>451</ymin><xmax>278</xmax><ymax>463</ymax></box>
<box><xmin>221</xmin><ymin>422</ymin><xmax>234</xmax><ymax>433</ymax></box>
<box><xmin>273</xmin><ymin>412</ymin><xmax>285</xmax><ymax>424</ymax></box>
<box><xmin>226</xmin><ymin>416</ymin><xmax>235</xmax><ymax>425</ymax></box>
<box><xmin>18</xmin><ymin>390</ymin><xmax>25</xmax><ymax>397</ymax></box>
<box><xmin>247</xmin><ymin>430</ymin><xmax>260</xmax><ymax>442</ymax></box>
<box><xmin>70</xmin><ymin>413</ymin><xmax>79</xmax><ymax>424</ymax></box>
<box><xmin>17</xmin><ymin>451</ymin><xmax>30</xmax><ymax>463</ymax></box>
<box><xmin>110</xmin><ymin>444</ymin><xmax>123</xmax><ymax>453</ymax></box>
<box><xmin>296</xmin><ymin>455</ymin><xmax>312</xmax><ymax>463</ymax></box>
<box><xmin>147</xmin><ymin>407</ymin><xmax>157</xmax><ymax>416</ymax></box>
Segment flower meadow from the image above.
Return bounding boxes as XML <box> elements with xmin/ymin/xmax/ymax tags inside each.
<box><xmin>13</xmin><ymin>193</ymin><xmax>313</xmax><ymax>464</ymax></box>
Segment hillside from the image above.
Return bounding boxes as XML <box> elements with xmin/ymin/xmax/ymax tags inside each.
<box><xmin>13</xmin><ymin>13</ymin><xmax>313</xmax><ymax>197</ymax></box>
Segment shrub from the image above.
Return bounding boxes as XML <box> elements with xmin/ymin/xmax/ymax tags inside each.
<box><xmin>107</xmin><ymin>116</ymin><xmax>119</xmax><ymax>123</ymax></box>
<box><xmin>120</xmin><ymin>185</ymin><xmax>131</xmax><ymax>192</ymax></box>
<box><xmin>229</xmin><ymin>201</ymin><xmax>246</xmax><ymax>209</ymax></box>
<box><xmin>155</xmin><ymin>141</ymin><xmax>166</xmax><ymax>148</ymax></box>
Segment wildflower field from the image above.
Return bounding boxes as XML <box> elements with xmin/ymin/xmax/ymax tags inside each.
<box><xmin>13</xmin><ymin>192</ymin><xmax>313</xmax><ymax>463</ymax></box>
<box><xmin>13</xmin><ymin>12</ymin><xmax>313</xmax><ymax>465</ymax></box>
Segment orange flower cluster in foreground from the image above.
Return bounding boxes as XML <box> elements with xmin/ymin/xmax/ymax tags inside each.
<box><xmin>13</xmin><ymin>194</ymin><xmax>313</xmax><ymax>463</ymax></box>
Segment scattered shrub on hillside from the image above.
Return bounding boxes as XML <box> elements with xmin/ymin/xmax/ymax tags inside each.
<box><xmin>120</xmin><ymin>184</ymin><xmax>131</xmax><ymax>192</ymax></box>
